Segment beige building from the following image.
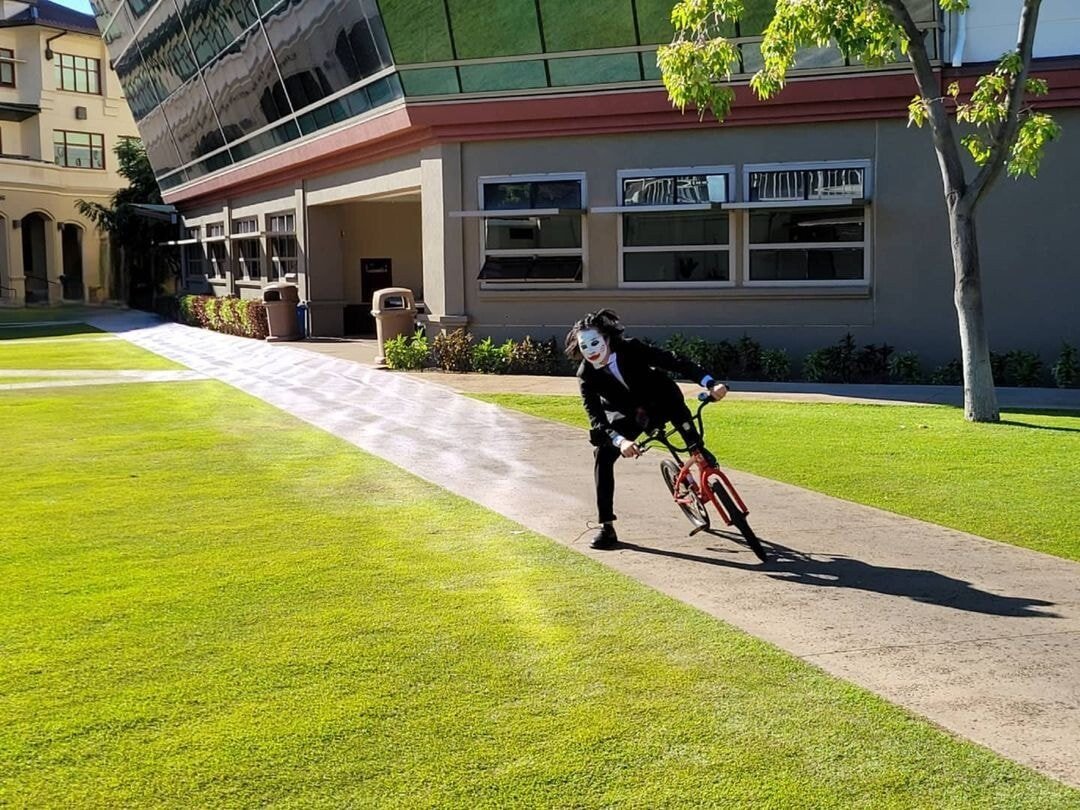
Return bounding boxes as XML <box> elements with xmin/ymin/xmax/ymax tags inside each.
<box><xmin>0</xmin><ymin>0</ymin><xmax>139</xmax><ymax>306</ymax></box>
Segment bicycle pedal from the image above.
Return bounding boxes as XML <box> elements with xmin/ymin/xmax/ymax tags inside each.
<box><xmin>688</xmin><ymin>524</ymin><xmax>707</xmax><ymax>537</ymax></box>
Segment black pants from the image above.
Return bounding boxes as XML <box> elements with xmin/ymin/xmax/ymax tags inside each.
<box><xmin>593</xmin><ymin>395</ymin><xmax>702</xmax><ymax>524</ymax></box>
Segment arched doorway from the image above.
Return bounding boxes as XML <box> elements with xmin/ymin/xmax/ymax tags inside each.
<box><xmin>21</xmin><ymin>213</ymin><xmax>49</xmax><ymax>304</ymax></box>
<box><xmin>61</xmin><ymin>223</ymin><xmax>85</xmax><ymax>301</ymax></box>
<box><xmin>0</xmin><ymin>215</ymin><xmax>9</xmax><ymax>303</ymax></box>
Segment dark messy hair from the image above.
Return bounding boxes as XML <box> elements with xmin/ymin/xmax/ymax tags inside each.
<box><xmin>564</xmin><ymin>309</ymin><xmax>625</xmax><ymax>360</ymax></box>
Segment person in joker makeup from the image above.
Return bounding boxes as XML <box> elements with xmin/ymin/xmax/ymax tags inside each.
<box><xmin>565</xmin><ymin>309</ymin><xmax>728</xmax><ymax>550</ymax></box>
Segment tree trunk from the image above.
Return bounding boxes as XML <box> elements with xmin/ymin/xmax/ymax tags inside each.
<box><xmin>948</xmin><ymin>206</ymin><xmax>999</xmax><ymax>422</ymax></box>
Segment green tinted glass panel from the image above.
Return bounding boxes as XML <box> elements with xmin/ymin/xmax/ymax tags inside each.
<box><xmin>633</xmin><ymin>0</ymin><xmax>674</xmax><ymax>44</ymax></box>
<box><xmin>400</xmin><ymin>67</ymin><xmax>460</xmax><ymax>96</ymax></box>
<box><xmin>540</xmin><ymin>0</ymin><xmax>636</xmax><ymax>51</ymax></box>
<box><xmin>378</xmin><ymin>0</ymin><xmax>454</xmax><ymax>64</ymax></box>
<box><xmin>739</xmin><ymin>0</ymin><xmax>776</xmax><ymax>36</ymax></box>
<box><xmin>459</xmin><ymin>60</ymin><xmax>547</xmax><ymax>93</ymax></box>
<box><xmin>548</xmin><ymin>53</ymin><xmax>641</xmax><ymax>86</ymax></box>
<box><xmin>446</xmin><ymin>0</ymin><xmax>542</xmax><ymax>58</ymax></box>
<box><xmin>641</xmin><ymin>50</ymin><xmax>660</xmax><ymax>80</ymax></box>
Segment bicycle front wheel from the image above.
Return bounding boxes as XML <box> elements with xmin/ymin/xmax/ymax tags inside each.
<box><xmin>660</xmin><ymin>459</ymin><xmax>710</xmax><ymax>532</ymax></box>
<box><xmin>709</xmin><ymin>479</ymin><xmax>768</xmax><ymax>562</ymax></box>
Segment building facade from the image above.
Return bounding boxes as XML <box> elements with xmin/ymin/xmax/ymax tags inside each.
<box><xmin>0</xmin><ymin>0</ymin><xmax>141</xmax><ymax>306</ymax></box>
<box><xmin>98</xmin><ymin>0</ymin><xmax>1079</xmax><ymax>364</ymax></box>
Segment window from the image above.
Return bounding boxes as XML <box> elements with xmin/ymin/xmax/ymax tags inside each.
<box><xmin>476</xmin><ymin>175</ymin><xmax>585</xmax><ymax>286</ymax></box>
<box><xmin>53</xmin><ymin>131</ymin><xmax>105</xmax><ymax>169</ymax></box>
<box><xmin>180</xmin><ymin>227</ymin><xmax>203</xmax><ymax>280</ymax></box>
<box><xmin>232</xmin><ymin>218</ymin><xmax>261</xmax><ymax>280</ymax></box>
<box><xmin>0</xmin><ymin>48</ymin><xmax>14</xmax><ymax>88</ymax></box>
<box><xmin>743</xmin><ymin>162</ymin><xmax>871</xmax><ymax>285</ymax></box>
<box><xmin>617</xmin><ymin>168</ymin><xmax>734</xmax><ymax>286</ymax></box>
<box><xmin>55</xmin><ymin>53</ymin><xmax>101</xmax><ymax>94</ymax></box>
<box><xmin>206</xmin><ymin>222</ymin><xmax>227</xmax><ymax>278</ymax></box>
<box><xmin>267</xmin><ymin>213</ymin><xmax>297</xmax><ymax>281</ymax></box>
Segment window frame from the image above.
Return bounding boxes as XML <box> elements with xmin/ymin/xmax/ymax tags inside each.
<box><xmin>615</xmin><ymin>165</ymin><xmax>736</xmax><ymax>290</ymax></box>
<box><xmin>231</xmin><ymin>217</ymin><xmax>262</xmax><ymax>281</ymax></box>
<box><xmin>741</xmin><ymin>160</ymin><xmax>872</xmax><ymax>288</ymax></box>
<box><xmin>267</xmin><ymin>212</ymin><xmax>297</xmax><ymax>281</ymax></box>
<box><xmin>205</xmin><ymin>222</ymin><xmax>228</xmax><ymax>278</ymax></box>
<box><xmin>179</xmin><ymin>226</ymin><xmax>205</xmax><ymax>281</ymax></box>
<box><xmin>476</xmin><ymin>172</ymin><xmax>588</xmax><ymax>291</ymax></box>
<box><xmin>54</xmin><ymin>52</ymin><xmax>102</xmax><ymax>95</ymax></box>
<box><xmin>0</xmin><ymin>48</ymin><xmax>15</xmax><ymax>88</ymax></box>
<box><xmin>53</xmin><ymin>130</ymin><xmax>106</xmax><ymax>170</ymax></box>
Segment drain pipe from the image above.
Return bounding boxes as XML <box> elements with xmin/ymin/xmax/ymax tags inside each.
<box><xmin>950</xmin><ymin>10</ymin><xmax>968</xmax><ymax>67</ymax></box>
<box><xmin>45</xmin><ymin>31</ymin><xmax>69</xmax><ymax>61</ymax></box>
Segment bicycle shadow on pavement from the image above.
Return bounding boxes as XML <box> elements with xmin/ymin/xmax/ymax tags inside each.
<box><xmin>616</xmin><ymin>539</ymin><xmax>1061</xmax><ymax>618</ymax></box>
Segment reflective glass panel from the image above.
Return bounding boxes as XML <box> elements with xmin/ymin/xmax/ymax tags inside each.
<box><xmin>115</xmin><ymin>47</ymin><xmax>161</xmax><ymax>121</ymax></box>
<box><xmin>749</xmin><ymin>169</ymin><xmax>864</xmax><ymax>202</ymax></box>
<box><xmin>161</xmin><ymin>76</ymin><xmax>227</xmax><ymax>161</ymax></box>
<box><xmin>748</xmin><ymin>248</ymin><xmax>864</xmax><ymax>281</ymax></box>
<box><xmin>229</xmin><ymin>120</ymin><xmax>301</xmax><ymax>161</ymax></box>
<box><xmin>485</xmin><ymin>215</ymin><xmax>581</xmax><ymax>250</ymax></box>
<box><xmin>624</xmin><ymin>251</ymin><xmax>729</xmax><ymax>283</ymax></box>
<box><xmin>377</xmin><ymin>0</ymin><xmax>454</xmax><ymax>64</ymax></box>
<box><xmin>622</xmin><ymin>174</ymin><xmax>727</xmax><ymax>205</ymax></box>
<box><xmin>177</xmin><ymin>0</ymin><xmax>259</xmax><ymax>68</ymax></box>
<box><xmin>400</xmin><ymin>67</ymin><xmax>460</xmax><ymax>96</ymax></box>
<box><xmin>446</xmin><ymin>0</ymin><xmax>542</xmax><ymax>58</ymax></box>
<box><xmin>548</xmin><ymin>53</ymin><xmax>641</xmax><ymax>86</ymax></box>
<box><xmin>262</xmin><ymin>0</ymin><xmax>391</xmax><ymax>111</ymax></box>
<box><xmin>138</xmin><ymin>105</ymin><xmax>183</xmax><ymax>176</ymax></box>
<box><xmin>749</xmin><ymin>208</ymin><xmax>865</xmax><ymax>243</ymax></box>
<box><xmin>624</xmin><ymin>211</ymin><xmax>728</xmax><ymax>246</ymax></box>
<box><xmin>483</xmin><ymin>180</ymin><xmax>582</xmax><ymax>210</ymax></box>
<box><xmin>739</xmin><ymin>0</ymin><xmax>776</xmax><ymax>36</ymax></box>
<box><xmin>540</xmin><ymin>0</ymin><xmax>636</xmax><ymax>51</ymax></box>
<box><xmin>459</xmin><ymin>60</ymin><xmax>546</xmax><ymax>93</ymax></box>
<box><xmin>128</xmin><ymin>0</ymin><xmax>156</xmax><ymax>19</ymax></box>
<box><xmin>102</xmin><ymin>4</ymin><xmax>137</xmax><ymax>61</ymax></box>
<box><xmin>634</xmin><ymin>0</ymin><xmax>675</xmax><ymax>44</ymax></box>
<box><xmin>478</xmin><ymin>256</ymin><xmax>582</xmax><ymax>282</ymax></box>
<box><xmin>641</xmin><ymin>50</ymin><xmax>661</xmax><ymax>81</ymax></box>
<box><xmin>903</xmin><ymin>0</ymin><xmax>937</xmax><ymax>24</ymax></box>
<box><xmin>136</xmin><ymin>2</ymin><xmax>198</xmax><ymax>100</ymax></box>
<box><xmin>202</xmin><ymin>26</ymin><xmax>290</xmax><ymax>142</ymax></box>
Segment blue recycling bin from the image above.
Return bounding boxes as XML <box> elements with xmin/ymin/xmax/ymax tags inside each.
<box><xmin>296</xmin><ymin>302</ymin><xmax>308</xmax><ymax>339</ymax></box>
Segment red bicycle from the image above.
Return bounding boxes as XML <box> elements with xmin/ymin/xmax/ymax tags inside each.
<box><xmin>638</xmin><ymin>395</ymin><xmax>768</xmax><ymax>562</ymax></box>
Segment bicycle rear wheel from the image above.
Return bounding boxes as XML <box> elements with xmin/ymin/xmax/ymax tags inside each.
<box><xmin>709</xmin><ymin>479</ymin><xmax>768</xmax><ymax>562</ymax></box>
<box><xmin>660</xmin><ymin>459</ymin><xmax>710</xmax><ymax>532</ymax></box>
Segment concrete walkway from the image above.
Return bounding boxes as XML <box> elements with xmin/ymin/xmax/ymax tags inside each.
<box><xmin>89</xmin><ymin>313</ymin><xmax>1080</xmax><ymax>788</ymax></box>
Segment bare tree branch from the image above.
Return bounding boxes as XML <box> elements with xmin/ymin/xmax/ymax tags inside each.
<box><xmin>880</xmin><ymin>0</ymin><xmax>967</xmax><ymax>201</ymax></box>
<box><xmin>964</xmin><ymin>0</ymin><xmax>1043</xmax><ymax>207</ymax></box>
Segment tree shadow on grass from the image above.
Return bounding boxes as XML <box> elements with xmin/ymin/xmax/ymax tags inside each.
<box><xmin>617</xmin><ymin>539</ymin><xmax>1061</xmax><ymax>618</ymax></box>
<box><xmin>998</xmin><ymin>419</ymin><xmax>1080</xmax><ymax>434</ymax></box>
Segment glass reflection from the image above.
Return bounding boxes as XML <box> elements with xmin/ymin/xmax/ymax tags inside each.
<box><xmin>136</xmin><ymin>2</ymin><xmax>197</xmax><ymax>101</ymax></box>
<box><xmin>377</xmin><ymin>0</ymin><xmax>454</xmax><ymax>64</ymax></box>
<box><xmin>161</xmin><ymin>75</ymin><xmax>227</xmax><ymax>161</ymax></box>
<box><xmin>137</xmin><ymin>105</ymin><xmax>183</xmax><ymax>176</ymax></box>
<box><xmin>101</xmin><ymin>4</ymin><xmax>137</xmax><ymax>62</ymax></box>
<box><xmin>540</xmin><ymin>0</ymin><xmax>636</xmax><ymax>51</ymax></box>
<box><xmin>446</xmin><ymin>0</ymin><xmax>541</xmax><ymax>59</ymax></box>
<box><xmin>114</xmin><ymin>46</ymin><xmax>161</xmax><ymax>121</ymax></box>
<box><xmin>548</xmin><ymin>53</ymin><xmax>641</xmax><ymax>86</ymax></box>
<box><xmin>202</xmin><ymin>26</ymin><xmax>291</xmax><ymax>141</ymax></box>
<box><xmin>177</xmin><ymin>0</ymin><xmax>259</xmax><ymax>67</ymax></box>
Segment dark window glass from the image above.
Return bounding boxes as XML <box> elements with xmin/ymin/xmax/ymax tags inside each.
<box><xmin>177</xmin><ymin>0</ymin><xmax>258</xmax><ymax>68</ymax></box>
<box><xmin>160</xmin><ymin>76</ymin><xmax>227</xmax><ymax>161</ymax></box>
<box><xmin>459</xmin><ymin>60</ymin><xmax>547</xmax><ymax>93</ymax></box>
<box><xmin>262</xmin><ymin>0</ymin><xmax>391</xmax><ymax>112</ymax></box>
<box><xmin>138</xmin><ymin>105</ymin><xmax>183</xmax><ymax>176</ymax></box>
<box><xmin>53</xmin><ymin>131</ymin><xmax>105</xmax><ymax>169</ymax></box>
<box><xmin>376</xmin><ymin>0</ymin><xmax>453</xmax><ymax>64</ymax></box>
<box><xmin>641</xmin><ymin>50</ymin><xmax>661</xmax><ymax>81</ymax></box>
<box><xmin>446</xmin><ymin>0</ymin><xmax>541</xmax><ymax>59</ymax></box>
<box><xmin>115</xmin><ymin>48</ymin><xmax>161</xmax><ymax>120</ymax></box>
<box><xmin>235</xmin><ymin>238</ymin><xmax>261</xmax><ymax>279</ymax></box>
<box><xmin>295</xmin><ymin>75</ymin><xmax>402</xmax><ymax>135</ymax></box>
<box><xmin>366</xmin><ymin>74</ymin><xmax>402</xmax><ymax>107</ymax></box>
<box><xmin>749</xmin><ymin>168</ymin><xmax>865</xmax><ymax>202</ymax></box>
<box><xmin>400</xmin><ymin>67</ymin><xmax>460</xmax><ymax>96</ymax></box>
<box><xmin>540</xmin><ymin>0</ymin><xmax>636</xmax><ymax>51</ymax></box>
<box><xmin>128</xmin><ymin>0</ymin><xmax>156</xmax><ymax>18</ymax></box>
<box><xmin>483</xmin><ymin>180</ymin><xmax>582</xmax><ymax>211</ymax></box>
<box><xmin>748</xmin><ymin>249</ymin><xmax>864</xmax><ymax>281</ymax></box>
<box><xmin>624</xmin><ymin>251</ymin><xmax>729</xmax><ymax>283</ymax></box>
<box><xmin>485</xmin><ymin>215</ymin><xmax>581</xmax><ymax>250</ymax></box>
<box><xmin>547</xmin><ymin>53</ymin><xmax>641</xmax><ymax>86</ymax></box>
<box><xmin>158</xmin><ymin>170</ymin><xmax>189</xmax><ymax>190</ymax></box>
<box><xmin>624</xmin><ymin>211</ymin><xmax>729</xmax><ymax>247</ymax></box>
<box><xmin>229</xmin><ymin>120</ymin><xmax>301</xmax><ymax>161</ymax></box>
<box><xmin>55</xmin><ymin>53</ymin><xmax>102</xmax><ymax>95</ymax></box>
<box><xmin>478</xmin><ymin>256</ymin><xmax>582</xmax><ymax>283</ymax></box>
<box><xmin>136</xmin><ymin>3</ymin><xmax>198</xmax><ymax>100</ymax></box>
<box><xmin>749</xmin><ymin>208</ymin><xmax>865</xmax><ymax>244</ymax></box>
<box><xmin>739</xmin><ymin>0</ymin><xmax>776</xmax><ymax>36</ymax></box>
<box><xmin>634</xmin><ymin>0</ymin><xmax>675</xmax><ymax>44</ymax></box>
<box><xmin>0</xmin><ymin>48</ymin><xmax>14</xmax><ymax>87</ymax></box>
<box><xmin>202</xmin><ymin>27</ymin><xmax>290</xmax><ymax>141</ymax></box>
<box><xmin>102</xmin><ymin>4</ymin><xmax>137</xmax><ymax>60</ymax></box>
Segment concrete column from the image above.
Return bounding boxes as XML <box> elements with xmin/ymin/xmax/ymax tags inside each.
<box><xmin>222</xmin><ymin>202</ymin><xmax>235</xmax><ymax>296</ymax></box>
<box><xmin>420</xmin><ymin>143</ymin><xmax>468</xmax><ymax>333</ymax></box>
<box><xmin>45</xmin><ymin>216</ymin><xmax>62</xmax><ymax>305</ymax></box>
<box><xmin>8</xmin><ymin>219</ymin><xmax>26</xmax><ymax>303</ymax></box>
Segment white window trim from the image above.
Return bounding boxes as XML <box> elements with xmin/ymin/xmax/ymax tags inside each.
<box><xmin>477</xmin><ymin>172</ymin><xmax>588</xmax><ymax>291</ymax></box>
<box><xmin>743</xmin><ymin>204</ymin><xmax>872</xmax><ymax>288</ymax></box>
<box><xmin>742</xmin><ymin>159</ymin><xmax>873</xmax><ymax>203</ymax></box>
<box><xmin>615</xmin><ymin>165</ymin><xmax>736</xmax><ymax>289</ymax></box>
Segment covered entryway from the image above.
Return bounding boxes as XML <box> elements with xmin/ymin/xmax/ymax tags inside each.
<box><xmin>0</xmin><ymin>215</ymin><xmax>9</xmax><ymax>303</ymax></box>
<box><xmin>21</xmin><ymin>213</ymin><xmax>49</xmax><ymax>305</ymax></box>
<box><xmin>61</xmin><ymin>223</ymin><xmax>85</xmax><ymax>301</ymax></box>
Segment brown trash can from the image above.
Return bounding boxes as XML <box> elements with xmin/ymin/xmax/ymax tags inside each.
<box><xmin>371</xmin><ymin>287</ymin><xmax>417</xmax><ymax>364</ymax></box>
<box><xmin>263</xmin><ymin>282</ymin><xmax>301</xmax><ymax>342</ymax></box>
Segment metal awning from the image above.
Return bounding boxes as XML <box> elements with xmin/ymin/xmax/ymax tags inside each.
<box><xmin>449</xmin><ymin>208</ymin><xmax>584</xmax><ymax>218</ymax></box>
<box><xmin>0</xmin><ymin>102</ymin><xmax>40</xmax><ymax>122</ymax></box>
<box><xmin>131</xmin><ymin>203</ymin><xmax>178</xmax><ymax>223</ymax></box>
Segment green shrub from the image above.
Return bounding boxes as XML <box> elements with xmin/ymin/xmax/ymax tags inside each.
<box><xmin>734</xmin><ymin>335</ymin><xmax>763</xmax><ymax>379</ymax></box>
<box><xmin>1003</xmin><ymin>350</ymin><xmax>1044</xmax><ymax>387</ymax></box>
<box><xmin>384</xmin><ymin>330</ymin><xmax>430</xmax><ymax>371</ymax></box>
<box><xmin>173</xmin><ymin>294</ymin><xmax>269</xmax><ymax>340</ymax></box>
<box><xmin>1051</xmin><ymin>343</ymin><xmax>1080</xmax><ymax>388</ymax></box>
<box><xmin>930</xmin><ymin>359</ymin><xmax>963</xmax><ymax>386</ymax></box>
<box><xmin>801</xmin><ymin>333</ymin><xmax>859</xmax><ymax>383</ymax></box>
<box><xmin>472</xmin><ymin>337</ymin><xmax>513</xmax><ymax>374</ymax></box>
<box><xmin>509</xmin><ymin>336</ymin><xmax>561</xmax><ymax>375</ymax></box>
<box><xmin>855</xmin><ymin>342</ymin><xmax>894</xmax><ymax>384</ymax></box>
<box><xmin>760</xmin><ymin>348</ymin><xmax>790</xmax><ymax>382</ymax></box>
<box><xmin>888</xmin><ymin>351</ymin><xmax>923</xmax><ymax>384</ymax></box>
<box><xmin>432</xmin><ymin>328</ymin><xmax>474</xmax><ymax>372</ymax></box>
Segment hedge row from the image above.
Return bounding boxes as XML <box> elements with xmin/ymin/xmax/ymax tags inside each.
<box><xmin>173</xmin><ymin>294</ymin><xmax>270</xmax><ymax>341</ymax></box>
<box><xmin>385</xmin><ymin>328</ymin><xmax>1080</xmax><ymax>389</ymax></box>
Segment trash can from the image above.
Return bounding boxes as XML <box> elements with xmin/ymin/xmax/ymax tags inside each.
<box><xmin>371</xmin><ymin>287</ymin><xmax>417</xmax><ymax>364</ymax></box>
<box><xmin>263</xmin><ymin>282</ymin><xmax>301</xmax><ymax>342</ymax></box>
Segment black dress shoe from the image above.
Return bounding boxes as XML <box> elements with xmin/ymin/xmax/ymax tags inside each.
<box><xmin>590</xmin><ymin>523</ymin><xmax>618</xmax><ymax>550</ymax></box>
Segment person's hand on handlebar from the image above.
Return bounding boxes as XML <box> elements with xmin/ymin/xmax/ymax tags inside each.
<box><xmin>619</xmin><ymin>438</ymin><xmax>642</xmax><ymax>458</ymax></box>
<box><xmin>709</xmin><ymin>382</ymin><xmax>729</xmax><ymax>402</ymax></box>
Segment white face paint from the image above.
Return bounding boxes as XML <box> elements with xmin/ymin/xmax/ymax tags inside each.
<box><xmin>577</xmin><ymin>328</ymin><xmax>611</xmax><ymax>369</ymax></box>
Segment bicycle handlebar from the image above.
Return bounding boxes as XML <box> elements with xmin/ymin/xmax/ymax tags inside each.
<box><xmin>636</xmin><ymin>392</ymin><xmax>718</xmax><ymax>454</ymax></box>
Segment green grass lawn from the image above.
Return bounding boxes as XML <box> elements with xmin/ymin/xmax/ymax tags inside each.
<box><xmin>2</xmin><ymin>342</ymin><xmax>1078</xmax><ymax>805</ymax></box>
<box><xmin>474</xmin><ymin>395</ymin><xmax>1080</xmax><ymax>563</ymax></box>
<box><xmin>0</xmin><ymin>333</ymin><xmax>180</xmax><ymax>370</ymax></box>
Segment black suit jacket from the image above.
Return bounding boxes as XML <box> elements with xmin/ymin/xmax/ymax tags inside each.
<box><xmin>578</xmin><ymin>338</ymin><xmax>711</xmax><ymax>445</ymax></box>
